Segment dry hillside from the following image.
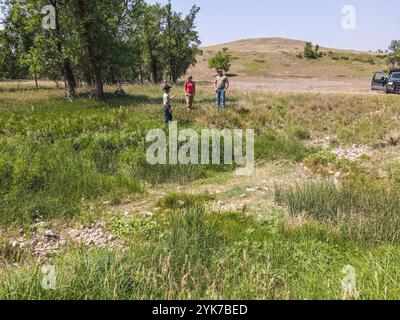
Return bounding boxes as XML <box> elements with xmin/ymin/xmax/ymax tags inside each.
<box><xmin>188</xmin><ymin>37</ymin><xmax>387</xmax><ymax>93</ymax></box>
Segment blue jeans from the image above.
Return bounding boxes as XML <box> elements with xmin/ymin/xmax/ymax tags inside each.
<box><xmin>163</xmin><ymin>105</ymin><xmax>173</xmax><ymax>124</ymax></box>
<box><xmin>216</xmin><ymin>88</ymin><xmax>226</xmax><ymax>110</ymax></box>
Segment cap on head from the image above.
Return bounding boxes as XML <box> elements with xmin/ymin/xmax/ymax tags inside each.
<box><xmin>163</xmin><ymin>84</ymin><xmax>172</xmax><ymax>91</ymax></box>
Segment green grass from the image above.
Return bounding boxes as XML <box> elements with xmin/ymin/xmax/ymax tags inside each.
<box><xmin>275</xmin><ymin>178</ymin><xmax>400</xmax><ymax>245</ymax></box>
<box><xmin>157</xmin><ymin>192</ymin><xmax>215</xmax><ymax>210</ymax></box>
<box><xmin>0</xmin><ymin>83</ymin><xmax>323</xmax><ymax>225</ymax></box>
<box><xmin>0</xmin><ymin>85</ymin><xmax>238</xmax><ymax>225</ymax></box>
<box><xmin>2</xmin><ymin>82</ymin><xmax>400</xmax><ymax>300</ymax></box>
<box><xmin>255</xmin><ymin>131</ymin><xmax>315</xmax><ymax>162</ymax></box>
<box><xmin>1</xmin><ymin>205</ymin><xmax>400</xmax><ymax>300</ymax></box>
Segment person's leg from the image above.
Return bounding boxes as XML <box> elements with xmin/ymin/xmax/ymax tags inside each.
<box><xmin>164</xmin><ymin>110</ymin><xmax>169</xmax><ymax>124</ymax></box>
<box><xmin>189</xmin><ymin>95</ymin><xmax>194</xmax><ymax>109</ymax></box>
<box><xmin>216</xmin><ymin>89</ymin><xmax>221</xmax><ymax>110</ymax></box>
<box><xmin>168</xmin><ymin>107</ymin><xmax>173</xmax><ymax>122</ymax></box>
<box><xmin>164</xmin><ymin>106</ymin><xmax>171</xmax><ymax>124</ymax></box>
<box><xmin>221</xmin><ymin>90</ymin><xmax>226</xmax><ymax>109</ymax></box>
<box><xmin>185</xmin><ymin>94</ymin><xmax>190</xmax><ymax>109</ymax></box>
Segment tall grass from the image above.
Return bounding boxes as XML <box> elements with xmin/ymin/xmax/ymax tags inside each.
<box><xmin>255</xmin><ymin>131</ymin><xmax>314</xmax><ymax>162</ymax></box>
<box><xmin>275</xmin><ymin>180</ymin><xmax>400</xmax><ymax>245</ymax></box>
<box><xmin>2</xmin><ymin>204</ymin><xmax>400</xmax><ymax>300</ymax></box>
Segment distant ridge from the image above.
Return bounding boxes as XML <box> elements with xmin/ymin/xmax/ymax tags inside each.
<box><xmin>203</xmin><ymin>37</ymin><xmax>368</xmax><ymax>54</ymax></box>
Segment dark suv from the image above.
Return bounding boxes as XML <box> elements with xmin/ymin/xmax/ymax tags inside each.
<box><xmin>371</xmin><ymin>69</ymin><xmax>400</xmax><ymax>94</ymax></box>
<box><xmin>385</xmin><ymin>72</ymin><xmax>400</xmax><ymax>94</ymax></box>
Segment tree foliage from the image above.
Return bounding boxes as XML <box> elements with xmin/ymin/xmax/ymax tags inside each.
<box><xmin>303</xmin><ymin>42</ymin><xmax>323</xmax><ymax>59</ymax></box>
<box><xmin>0</xmin><ymin>0</ymin><xmax>201</xmax><ymax>98</ymax></box>
<box><xmin>387</xmin><ymin>40</ymin><xmax>400</xmax><ymax>68</ymax></box>
<box><xmin>208</xmin><ymin>48</ymin><xmax>231</xmax><ymax>72</ymax></box>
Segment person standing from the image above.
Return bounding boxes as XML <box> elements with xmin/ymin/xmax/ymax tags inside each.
<box><xmin>163</xmin><ymin>84</ymin><xmax>176</xmax><ymax>124</ymax></box>
<box><xmin>184</xmin><ymin>76</ymin><xmax>196</xmax><ymax>110</ymax></box>
<box><xmin>214</xmin><ymin>68</ymin><xmax>230</xmax><ymax>110</ymax></box>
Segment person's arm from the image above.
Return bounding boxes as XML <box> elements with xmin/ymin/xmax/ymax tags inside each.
<box><xmin>214</xmin><ymin>79</ymin><xmax>218</xmax><ymax>91</ymax></box>
<box><xmin>224</xmin><ymin>78</ymin><xmax>230</xmax><ymax>92</ymax></box>
<box><xmin>171</xmin><ymin>93</ymin><xmax>177</xmax><ymax>100</ymax></box>
<box><xmin>193</xmin><ymin>82</ymin><xmax>196</xmax><ymax>94</ymax></box>
<box><xmin>184</xmin><ymin>82</ymin><xmax>188</xmax><ymax>94</ymax></box>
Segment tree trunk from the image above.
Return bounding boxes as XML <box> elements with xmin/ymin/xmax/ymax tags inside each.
<box><xmin>63</xmin><ymin>58</ymin><xmax>76</xmax><ymax>96</ymax></box>
<box><xmin>77</xmin><ymin>0</ymin><xmax>104</xmax><ymax>100</ymax></box>
<box><xmin>51</xmin><ymin>0</ymin><xmax>76</xmax><ymax>97</ymax></box>
<box><xmin>34</xmin><ymin>73</ymin><xmax>38</xmax><ymax>88</ymax></box>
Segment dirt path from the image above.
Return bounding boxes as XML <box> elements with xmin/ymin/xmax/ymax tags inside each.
<box><xmin>111</xmin><ymin>162</ymin><xmax>310</xmax><ymax>217</ymax></box>
<box><xmin>230</xmin><ymin>76</ymin><xmax>372</xmax><ymax>94</ymax></box>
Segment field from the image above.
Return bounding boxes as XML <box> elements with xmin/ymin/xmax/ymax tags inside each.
<box><xmin>1</xmin><ymin>78</ymin><xmax>400</xmax><ymax>300</ymax></box>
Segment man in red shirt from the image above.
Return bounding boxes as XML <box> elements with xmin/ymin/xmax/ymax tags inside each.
<box><xmin>184</xmin><ymin>76</ymin><xmax>196</xmax><ymax>110</ymax></box>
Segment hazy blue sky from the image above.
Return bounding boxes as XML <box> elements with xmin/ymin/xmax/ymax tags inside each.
<box><xmin>0</xmin><ymin>1</ymin><xmax>398</xmax><ymax>51</ymax></box>
<box><xmin>148</xmin><ymin>0</ymin><xmax>400</xmax><ymax>51</ymax></box>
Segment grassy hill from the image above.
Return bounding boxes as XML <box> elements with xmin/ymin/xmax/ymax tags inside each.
<box><xmin>190</xmin><ymin>37</ymin><xmax>387</xmax><ymax>80</ymax></box>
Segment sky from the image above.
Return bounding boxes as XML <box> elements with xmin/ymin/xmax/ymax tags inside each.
<box><xmin>0</xmin><ymin>1</ymin><xmax>398</xmax><ymax>51</ymax></box>
<box><xmin>148</xmin><ymin>0</ymin><xmax>400</xmax><ymax>51</ymax></box>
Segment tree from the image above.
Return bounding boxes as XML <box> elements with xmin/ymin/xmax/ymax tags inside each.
<box><xmin>389</xmin><ymin>40</ymin><xmax>400</xmax><ymax>52</ymax></box>
<box><xmin>72</xmin><ymin>0</ymin><xmax>105</xmax><ymax>100</ymax></box>
<box><xmin>387</xmin><ymin>40</ymin><xmax>400</xmax><ymax>68</ymax></box>
<box><xmin>0</xmin><ymin>0</ymin><xmax>36</xmax><ymax>79</ymax></box>
<box><xmin>0</xmin><ymin>0</ymin><xmax>78</xmax><ymax>94</ymax></box>
<box><xmin>0</xmin><ymin>29</ymin><xmax>29</xmax><ymax>79</ymax></box>
<box><xmin>387</xmin><ymin>51</ymin><xmax>400</xmax><ymax>68</ymax></box>
<box><xmin>303</xmin><ymin>42</ymin><xmax>323</xmax><ymax>59</ymax></box>
<box><xmin>162</xmin><ymin>3</ymin><xmax>201</xmax><ymax>83</ymax></box>
<box><xmin>139</xmin><ymin>3</ymin><xmax>165</xmax><ymax>83</ymax></box>
<box><xmin>0</xmin><ymin>0</ymin><xmax>201</xmax><ymax>91</ymax></box>
<box><xmin>208</xmin><ymin>48</ymin><xmax>231</xmax><ymax>72</ymax></box>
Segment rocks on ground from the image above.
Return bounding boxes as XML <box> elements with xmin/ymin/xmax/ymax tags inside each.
<box><xmin>9</xmin><ymin>220</ymin><xmax>121</xmax><ymax>260</ymax></box>
<box><xmin>332</xmin><ymin>145</ymin><xmax>372</xmax><ymax>162</ymax></box>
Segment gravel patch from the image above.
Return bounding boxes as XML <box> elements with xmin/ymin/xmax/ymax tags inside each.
<box><xmin>332</xmin><ymin>145</ymin><xmax>372</xmax><ymax>162</ymax></box>
<box><xmin>9</xmin><ymin>220</ymin><xmax>121</xmax><ymax>261</ymax></box>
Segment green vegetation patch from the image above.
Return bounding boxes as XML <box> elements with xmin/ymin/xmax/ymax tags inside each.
<box><xmin>275</xmin><ymin>178</ymin><xmax>400</xmax><ymax>245</ymax></box>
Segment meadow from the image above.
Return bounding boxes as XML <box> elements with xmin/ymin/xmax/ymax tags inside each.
<box><xmin>1</xmin><ymin>81</ymin><xmax>400</xmax><ymax>300</ymax></box>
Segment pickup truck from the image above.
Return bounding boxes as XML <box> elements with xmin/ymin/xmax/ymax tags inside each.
<box><xmin>371</xmin><ymin>68</ymin><xmax>400</xmax><ymax>93</ymax></box>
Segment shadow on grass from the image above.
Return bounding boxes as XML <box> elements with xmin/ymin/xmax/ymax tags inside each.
<box><xmin>0</xmin><ymin>86</ymin><xmax>60</xmax><ymax>93</ymax></box>
<box><xmin>96</xmin><ymin>94</ymin><xmax>239</xmax><ymax>108</ymax></box>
